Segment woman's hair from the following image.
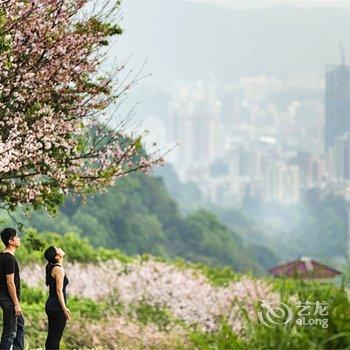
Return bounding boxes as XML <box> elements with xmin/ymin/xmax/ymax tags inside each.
<box><xmin>44</xmin><ymin>246</ymin><xmax>58</xmax><ymax>286</ymax></box>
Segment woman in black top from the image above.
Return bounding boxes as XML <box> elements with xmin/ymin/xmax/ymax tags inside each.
<box><xmin>44</xmin><ymin>246</ymin><xmax>70</xmax><ymax>350</ymax></box>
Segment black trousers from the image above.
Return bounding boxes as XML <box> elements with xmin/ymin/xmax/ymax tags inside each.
<box><xmin>45</xmin><ymin>309</ymin><xmax>66</xmax><ymax>350</ymax></box>
<box><xmin>0</xmin><ymin>295</ymin><xmax>25</xmax><ymax>350</ymax></box>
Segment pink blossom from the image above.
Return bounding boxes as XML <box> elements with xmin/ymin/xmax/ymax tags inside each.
<box><xmin>0</xmin><ymin>0</ymin><xmax>165</xmax><ymax>211</ymax></box>
<box><xmin>21</xmin><ymin>259</ymin><xmax>280</xmax><ymax>333</ymax></box>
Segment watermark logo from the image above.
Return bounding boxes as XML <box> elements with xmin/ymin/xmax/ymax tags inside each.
<box><xmin>258</xmin><ymin>300</ymin><xmax>329</xmax><ymax>328</ymax></box>
<box><xmin>258</xmin><ymin>300</ymin><xmax>293</xmax><ymax>327</ymax></box>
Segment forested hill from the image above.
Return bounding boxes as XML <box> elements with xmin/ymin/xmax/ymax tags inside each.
<box><xmin>17</xmin><ymin>172</ymin><xmax>279</xmax><ymax>275</ymax></box>
<box><xmin>156</xmin><ymin>165</ymin><xmax>349</xmax><ymax>264</ymax></box>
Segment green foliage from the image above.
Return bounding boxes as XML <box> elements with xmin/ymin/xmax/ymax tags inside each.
<box><xmin>156</xmin><ymin>165</ymin><xmax>280</xmax><ymax>271</ymax></box>
<box><xmin>189</xmin><ymin>321</ymin><xmax>246</xmax><ymax>349</ymax></box>
<box><xmin>21</xmin><ymin>282</ymin><xmax>46</xmax><ymax>304</ymax></box>
<box><xmin>238</xmin><ymin>190</ymin><xmax>349</xmax><ymax>262</ymax></box>
<box><xmin>75</xmin><ymin>16</ymin><xmax>123</xmax><ymax>38</ymax></box>
<box><xmin>15</xmin><ymin>229</ymin><xmax>46</xmax><ymax>264</ymax></box>
<box><xmin>14</xmin><ymin>229</ymin><xmax>132</xmax><ymax>264</ymax></box>
<box><xmin>189</xmin><ymin>279</ymin><xmax>350</xmax><ymax>350</ymax></box>
<box><xmin>0</xmin><ymin>224</ymin><xmax>348</xmax><ymax>349</ymax></box>
<box><xmin>154</xmin><ymin>164</ymin><xmax>205</xmax><ymax>215</ymax></box>
<box><xmin>271</xmin><ymin>278</ymin><xmax>350</xmax><ymax>348</ymax></box>
<box><xmin>160</xmin><ymin>165</ymin><xmax>350</xmax><ymax>268</ymax></box>
<box><xmin>32</xmin><ymin>186</ymin><xmax>66</xmax><ymax>215</ymax></box>
<box><xmin>168</xmin><ymin>210</ymin><xmax>262</xmax><ymax>273</ymax></box>
<box><xmin>190</xmin><ymin>264</ymin><xmax>242</xmax><ymax>287</ymax></box>
<box><xmin>21</xmin><ymin>229</ymin><xmax>46</xmax><ymax>251</ymax></box>
<box><xmin>0</xmin><ymin>14</ymin><xmax>12</xmax><ymax>69</ymax></box>
<box><xmin>133</xmin><ymin>302</ymin><xmax>174</xmax><ymax>331</ymax></box>
<box><xmin>18</xmin><ymin>173</ymin><xmax>272</xmax><ymax>274</ymax></box>
<box><xmin>11</xmin><ymin>283</ymin><xmax>117</xmax><ymax>349</ymax></box>
<box><xmin>68</xmin><ymin>296</ymin><xmax>110</xmax><ymax>321</ymax></box>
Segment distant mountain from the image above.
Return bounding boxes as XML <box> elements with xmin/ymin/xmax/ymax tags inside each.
<box><xmin>155</xmin><ymin>164</ymin><xmax>349</xmax><ymax>263</ymax></box>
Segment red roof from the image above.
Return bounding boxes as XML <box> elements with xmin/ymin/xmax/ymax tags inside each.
<box><xmin>268</xmin><ymin>257</ymin><xmax>342</xmax><ymax>279</ymax></box>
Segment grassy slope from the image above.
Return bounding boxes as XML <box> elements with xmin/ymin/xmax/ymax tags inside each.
<box><xmin>7</xmin><ymin>230</ymin><xmax>350</xmax><ymax>350</ymax></box>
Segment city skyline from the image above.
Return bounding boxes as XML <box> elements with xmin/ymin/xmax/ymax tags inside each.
<box><xmin>112</xmin><ymin>1</ymin><xmax>350</xmax><ymax>206</ymax></box>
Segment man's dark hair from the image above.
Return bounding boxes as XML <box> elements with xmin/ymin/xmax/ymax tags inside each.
<box><xmin>0</xmin><ymin>228</ymin><xmax>17</xmax><ymax>247</ymax></box>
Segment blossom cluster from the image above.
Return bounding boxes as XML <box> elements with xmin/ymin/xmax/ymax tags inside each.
<box><xmin>0</xmin><ymin>0</ymin><xmax>162</xmax><ymax>211</ymax></box>
<box><xmin>68</xmin><ymin>313</ymin><xmax>188</xmax><ymax>349</ymax></box>
<box><xmin>21</xmin><ymin>259</ymin><xmax>280</xmax><ymax>333</ymax></box>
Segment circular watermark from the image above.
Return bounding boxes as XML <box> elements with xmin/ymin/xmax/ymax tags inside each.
<box><xmin>257</xmin><ymin>299</ymin><xmax>329</xmax><ymax>328</ymax></box>
<box><xmin>257</xmin><ymin>299</ymin><xmax>293</xmax><ymax>328</ymax></box>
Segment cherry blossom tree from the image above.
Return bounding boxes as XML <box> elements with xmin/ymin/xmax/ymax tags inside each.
<box><xmin>0</xmin><ymin>0</ymin><xmax>164</xmax><ymax>214</ymax></box>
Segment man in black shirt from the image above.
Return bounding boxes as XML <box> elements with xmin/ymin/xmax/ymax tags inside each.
<box><xmin>0</xmin><ymin>228</ymin><xmax>24</xmax><ymax>350</ymax></box>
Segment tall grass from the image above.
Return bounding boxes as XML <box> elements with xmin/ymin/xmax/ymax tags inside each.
<box><xmin>189</xmin><ymin>278</ymin><xmax>350</xmax><ymax>349</ymax></box>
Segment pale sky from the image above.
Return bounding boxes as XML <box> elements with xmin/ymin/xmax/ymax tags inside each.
<box><xmin>123</xmin><ymin>0</ymin><xmax>350</xmax><ymax>11</ymax></box>
<box><xmin>194</xmin><ymin>0</ymin><xmax>350</xmax><ymax>9</ymax></box>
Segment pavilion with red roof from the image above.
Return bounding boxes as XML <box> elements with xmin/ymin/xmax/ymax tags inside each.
<box><xmin>268</xmin><ymin>257</ymin><xmax>342</xmax><ymax>279</ymax></box>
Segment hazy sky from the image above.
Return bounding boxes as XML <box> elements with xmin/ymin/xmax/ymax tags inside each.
<box><xmin>196</xmin><ymin>0</ymin><xmax>350</xmax><ymax>9</ymax></box>
<box><xmin>116</xmin><ymin>0</ymin><xmax>350</xmax><ymax>83</ymax></box>
<box><xmin>112</xmin><ymin>0</ymin><xmax>350</xmax><ymax>146</ymax></box>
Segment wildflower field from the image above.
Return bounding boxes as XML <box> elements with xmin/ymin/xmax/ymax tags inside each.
<box><xmin>6</xmin><ymin>231</ymin><xmax>350</xmax><ymax>349</ymax></box>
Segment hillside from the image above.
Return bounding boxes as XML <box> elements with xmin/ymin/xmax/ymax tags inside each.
<box><xmin>9</xmin><ymin>230</ymin><xmax>350</xmax><ymax>349</ymax></box>
<box><xmin>6</xmin><ymin>172</ymin><xmax>279</xmax><ymax>275</ymax></box>
<box><xmin>156</xmin><ymin>165</ymin><xmax>349</xmax><ymax>264</ymax></box>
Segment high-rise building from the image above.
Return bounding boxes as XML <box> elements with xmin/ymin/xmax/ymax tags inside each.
<box><xmin>295</xmin><ymin>102</ymin><xmax>324</xmax><ymax>156</ymax></box>
<box><xmin>192</xmin><ymin>100</ymin><xmax>220</xmax><ymax>163</ymax></box>
<box><xmin>330</xmin><ymin>132</ymin><xmax>350</xmax><ymax>180</ymax></box>
<box><xmin>267</xmin><ymin>162</ymin><xmax>300</xmax><ymax>204</ymax></box>
<box><xmin>170</xmin><ymin>82</ymin><xmax>221</xmax><ymax>168</ymax></box>
<box><xmin>325</xmin><ymin>62</ymin><xmax>350</xmax><ymax>150</ymax></box>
